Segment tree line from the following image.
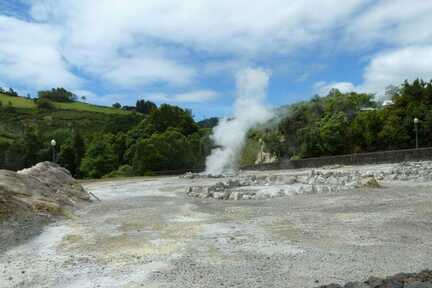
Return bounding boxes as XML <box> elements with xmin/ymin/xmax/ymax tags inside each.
<box><xmin>264</xmin><ymin>79</ymin><xmax>432</xmax><ymax>159</ymax></box>
<box><xmin>0</xmin><ymin>88</ymin><xmax>213</xmax><ymax>178</ymax></box>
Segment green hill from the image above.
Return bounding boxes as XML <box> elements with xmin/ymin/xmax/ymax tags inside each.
<box><xmin>0</xmin><ymin>91</ymin><xmax>209</xmax><ymax>178</ymax></box>
<box><xmin>0</xmin><ymin>93</ymin><xmax>144</xmax><ymax>158</ymax></box>
<box><xmin>0</xmin><ymin>93</ymin><xmax>129</xmax><ymax>115</ymax></box>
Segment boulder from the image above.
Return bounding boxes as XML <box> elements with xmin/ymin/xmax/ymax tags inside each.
<box><xmin>0</xmin><ymin>162</ymin><xmax>91</xmax><ymax>219</ymax></box>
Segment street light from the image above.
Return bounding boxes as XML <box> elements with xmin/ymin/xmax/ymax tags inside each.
<box><xmin>50</xmin><ymin>139</ymin><xmax>57</xmax><ymax>162</ymax></box>
<box><xmin>414</xmin><ymin>118</ymin><xmax>419</xmax><ymax>149</ymax></box>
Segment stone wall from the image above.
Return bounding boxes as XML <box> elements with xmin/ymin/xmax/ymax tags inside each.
<box><xmin>243</xmin><ymin>147</ymin><xmax>432</xmax><ymax>170</ymax></box>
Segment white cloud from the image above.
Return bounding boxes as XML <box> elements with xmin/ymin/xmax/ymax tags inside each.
<box><xmin>103</xmin><ymin>56</ymin><xmax>196</xmax><ymax>88</ymax></box>
<box><xmin>2</xmin><ymin>0</ymin><xmax>432</xmax><ymax>107</ymax></box>
<box><xmin>148</xmin><ymin>90</ymin><xmax>219</xmax><ymax>103</ymax></box>
<box><xmin>345</xmin><ymin>0</ymin><xmax>432</xmax><ymax>48</ymax></box>
<box><xmin>24</xmin><ymin>0</ymin><xmax>367</xmax><ymax>90</ymax></box>
<box><xmin>361</xmin><ymin>46</ymin><xmax>432</xmax><ymax>98</ymax></box>
<box><xmin>0</xmin><ymin>16</ymin><xmax>81</xmax><ymax>90</ymax></box>
<box><xmin>174</xmin><ymin>90</ymin><xmax>219</xmax><ymax>102</ymax></box>
<box><xmin>72</xmin><ymin>89</ymin><xmax>97</xmax><ymax>101</ymax></box>
<box><xmin>314</xmin><ymin>81</ymin><xmax>356</xmax><ymax>95</ymax></box>
<box><xmin>316</xmin><ymin>46</ymin><xmax>432</xmax><ymax>99</ymax></box>
<box><xmin>33</xmin><ymin>0</ymin><xmax>365</xmax><ymax>55</ymax></box>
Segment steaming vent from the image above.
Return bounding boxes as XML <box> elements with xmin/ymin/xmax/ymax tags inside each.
<box><xmin>204</xmin><ymin>68</ymin><xmax>273</xmax><ymax>176</ymax></box>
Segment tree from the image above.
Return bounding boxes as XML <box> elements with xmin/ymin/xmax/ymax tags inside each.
<box><xmin>140</xmin><ymin>104</ymin><xmax>198</xmax><ymax>136</ymax></box>
<box><xmin>350</xmin><ymin>110</ymin><xmax>382</xmax><ymax>152</ymax></box>
<box><xmin>36</xmin><ymin>98</ymin><xmax>55</xmax><ymax>110</ymax></box>
<box><xmin>58</xmin><ymin>131</ymin><xmax>85</xmax><ymax>177</ymax></box>
<box><xmin>385</xmin><ymin>85</ymin><xmax>400</xmax><ymax>100</ymax></box>
<box><xmin>20</xmin><ymin>128</ymin><xmax>43</xmax><ymax>167</ymax></box>
<box><xmin>38</xmin><ymin>88</ymin><xmax>77</xmax><ymax>103</ymax></box>
<box><xmin>112</xmin><ymin>102</ymin><xmax>121</xmax><ymax>109</ymax></box>
<box><xmin>136</xmin><ymin>99</ymin><xmax>157</xmax><ymax>114</ymax></box>
<box><xmin>378</xmin><ymin>113</ymin><xmax>410</xmax><ymax>150</ymax></box>
<box><xmin>112</xmin><ymin>132</ymin><xmax>128</xmax><ymax>165</ymax></box>
<box><xmin>133</xmin><ymin>129</ymin><xmax>193</xmax><ymax>174</ymax></box>
<box><xmin>263</xmin><ymin>131</ymin><xmax>284</xmax><ymax>158</ymax></box>
<box><xmin>7</xmin><ymin>88</ymin><xmax>18</xmax><ymax>97</ymax></box>
<box><xmin>319</xmin><ymin>112</ymin><xmax>349</xmax><ymax>155</ymax></box>
<box><xmin>72</xmin><ymin>131</ymin><xmax>85</xmax><ymax>177</ymax></box>
<box><xmin>58</xmin><ymin>141</ymin><xmax>76</xmax><ymax>175</ymax></box>
<box><xmin>197</xmin><ymin>117</ymin><xmax>219</xmax><ymax>129</ymax></box>
<box><xmin>80</xmin><ymin>134</ymin><xmax>118</xmax><ymax>178</ymax></box>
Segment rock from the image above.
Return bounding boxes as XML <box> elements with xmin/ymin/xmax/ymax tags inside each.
<box><xmin>320</xmin><ymin>284</ymin><xmax>343</xmax><ymax>288</ymax></box>
<box><xmin>365</xmin><ymin>276</ymin><xmax>384</xmax><ymax>287</ymax></box>
<box><xmin>0</xmin><ymin>162</ymin><xmax>91</xmax><ymax>218</ymax></box>
<box><xmin>208</xmin><ymin>182</ymin><xmax>226</xmax><ymax>193</ymax></box>
<box><xmin>181</xmin><ymin>171</ymin><xmax>195</xmax><ymax>179</ymax></box>
<box><xmin>343</xmin><ymin>282</ymin><xmax>369</xmax><ymax>288</ymax></box>
<box><xmin>405</xmin><ymin>282</ymin><xmax>432</xmax><ymax>288</ymax></box>
<box><xmin>361</xmin><ymin>177</ymin><xmax>381</xmax><ymax>188</ymax></box>
<box><xmin>229</xmin><ymin>192</ymin><xmax>242</xmax><ymax>201</ymax></box>
<box><xmin>227</xmin><ymin>179</ymin><xmax>241</xmax><ymax>188</ymax></box>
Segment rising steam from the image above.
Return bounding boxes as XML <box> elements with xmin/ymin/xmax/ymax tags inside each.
<box><xmin>205</xmin><ymin>68</ymin><xmax>273</xmax><ymax>175</ymax></box>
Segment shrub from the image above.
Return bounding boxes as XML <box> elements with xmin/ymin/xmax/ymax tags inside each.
<box><xmin>38</xmin><ymin>88</ymin><xmax>76</xmax><ymax>103</ymax></box>
<box><xmin>36</xmin><ymin>98</ymin><xmax>55</xmax><ymax>110</ymax></box>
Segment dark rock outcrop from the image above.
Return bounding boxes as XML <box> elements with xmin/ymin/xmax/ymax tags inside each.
<box><xmin>318</xmin><ymin>270</ymin><xmax>432</xmax><ymax>288</ymax></box>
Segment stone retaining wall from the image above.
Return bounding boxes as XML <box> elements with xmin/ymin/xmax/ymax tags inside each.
<box><xmin>244</xmin><ymin>147</ymin><xmax>432</xmax><ymax>171</ymax></box>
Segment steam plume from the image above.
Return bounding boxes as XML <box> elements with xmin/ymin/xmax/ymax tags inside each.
<box><xmin>205</xmin><ymin>68</ymin><xmax>273</xmax><ymax>175</ymax></box>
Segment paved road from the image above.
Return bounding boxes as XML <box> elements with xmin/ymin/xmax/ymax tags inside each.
<box><xmin>1</xmin><ymin>175</ymin><xmax>432</xmax><ymax>288</ymax></box>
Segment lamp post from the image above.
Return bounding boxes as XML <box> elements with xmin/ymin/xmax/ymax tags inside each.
<box><xmin>50</xmin><ymin>139</ymin><xmax>57</xmax><ymax>162</ymax></box>
<box><xmin>414</xmin><ymin>118</ymin><xmax>419</xmax><ymax>149</ymax></box>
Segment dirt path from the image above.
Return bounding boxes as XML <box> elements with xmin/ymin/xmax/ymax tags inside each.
<box><xmin>1</xmin><ymin>174</ymin><xmax>432</xmax><ymax>288</ymax></box>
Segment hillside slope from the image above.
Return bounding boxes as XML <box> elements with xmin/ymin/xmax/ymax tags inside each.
<box><xmin>0</xmin><ymin>93</ymin><xmax>129</xmax><ymax>115</ymax></box>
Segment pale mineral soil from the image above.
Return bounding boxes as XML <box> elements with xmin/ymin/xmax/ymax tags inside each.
<box><xmin>1</xmin><ymin>163</ymin><xmax>432</xmax><ymax>288</ymax></box>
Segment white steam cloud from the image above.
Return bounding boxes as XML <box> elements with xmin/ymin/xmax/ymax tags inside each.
<box><xmin>205</xmin><ymin>68</ymin><xmax>273</xmax><ymax>175</ymax></box>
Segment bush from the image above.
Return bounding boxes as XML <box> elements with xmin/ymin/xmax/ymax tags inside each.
<box><xmin>36</xmin><ymin>98</ymin><xmax>55</xmax><ymax>110</ymax></box>
<box><xmin>38</xmin><ymin>88</ymin><xmax>76</xmax><ymax>103</ymax></box>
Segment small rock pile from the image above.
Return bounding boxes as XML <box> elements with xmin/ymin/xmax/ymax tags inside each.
<box><xmin>382</xmin><ymin>162</ymin><xmax>432</xmax><ymax>182</ymax></box>
<box><xmin>186</xmin><ymin>161</ymin><xmax>432</xmax><ymax>200</ymax></box>
<box><xmin>186</xmin><ymin>170</ymin><xmax>377</xmax><ymax>200</ymax></box>
<box><xmin>318</xmin><ymin>269</ymin><xmax>432</xmax><ymax>288</ymax></box>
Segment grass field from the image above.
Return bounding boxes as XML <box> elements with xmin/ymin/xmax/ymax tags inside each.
<box><xmin>0</xmin><ymin>93</ymin><xmax>129</xmax><ymax>115</ymax></box>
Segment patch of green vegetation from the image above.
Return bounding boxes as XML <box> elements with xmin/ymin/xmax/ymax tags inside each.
<box><xmin>56</xmin><ymin>101</ymin><xmax>129</xmax><ymax>115</ymax></box>
<box><xmin>267</xmin><ymin>79</ymin><xmax>432</xmax><ymax>159</ymax></box>
<box><xmin>0</xmin><ymin>93</ymin><xmax>129</xmax><ymax>115</ymax></box>
<box><xmin>0</xmin><ymin>93</ymin><xmax>36</xmax><ymax>108</ymax></box>
<box><xmin>239</xmin><ymin>137</ymin><xmax>261</xmax><ymax>167</ymax></box>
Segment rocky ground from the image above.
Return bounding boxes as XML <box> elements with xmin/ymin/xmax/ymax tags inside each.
<box><xmin>1</xmin><ymin>161</ymin><xmax>432</xmax><ymax>287</ymax></box>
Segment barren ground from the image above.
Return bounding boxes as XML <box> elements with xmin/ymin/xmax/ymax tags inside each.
<box><xmin>1</xmin><ymin>164</ymin><xmax>432</xmax><ymax>288</ymax></box>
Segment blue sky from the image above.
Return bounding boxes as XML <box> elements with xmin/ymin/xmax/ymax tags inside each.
<box><xmin>1</xmin><ymin>1</ymin><xmax>432</xmax><ymax>120</ymax></box>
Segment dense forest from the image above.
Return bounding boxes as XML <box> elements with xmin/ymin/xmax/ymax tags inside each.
<box><xmin>0</xmin><ymin>89</ymin><xmax>212</xmax><ymax>178</ymax></box>
<box><xmin>1</xmin><ymin>79</ymin><xmax>432</xmax><ymax>178</ymax></box>
<box><xmin>262</xmin><ymin>79</ymin><xmax>432</xmax><ymax>159</ymax></box>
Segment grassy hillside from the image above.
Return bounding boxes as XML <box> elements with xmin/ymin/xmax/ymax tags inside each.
<box><xmin>0</xmin><ymin>93</ymin><xmax>129</xmax><ymax>115</ymax></box>
<box><xmin>0</xmin><ymin>93</ymin><xmax>144</xmax><ymax>147</ymax></box>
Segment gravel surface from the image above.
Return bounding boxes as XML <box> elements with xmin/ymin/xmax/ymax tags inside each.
<box><xmin>1</xmin><ymin>163</ymin><xmax>432</xmax><ymax>287</ymax></box>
